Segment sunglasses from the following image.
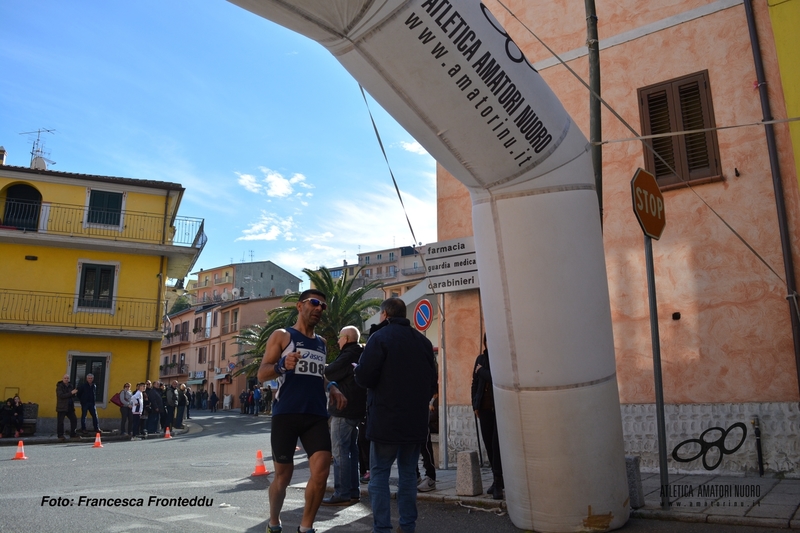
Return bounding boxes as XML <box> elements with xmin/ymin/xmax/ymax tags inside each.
<box><xmin>302</xmin><ymin>298</ymin><xmax>327</xmax><ymax>310</ymax></box>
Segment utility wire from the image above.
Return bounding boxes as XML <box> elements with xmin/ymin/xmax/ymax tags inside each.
<box><xmin>497</xmin><ymin>0</ymin><xmax>786</xmax><ymax>284</ymax></box>
<box><xmin>358</xmin><ymin>84</ymin><xmax>442</xmax><ymax>305</ymax></box>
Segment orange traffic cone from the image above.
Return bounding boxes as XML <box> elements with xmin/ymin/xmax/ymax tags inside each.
<box><xmin>13</xmin><ymin>440</ymin><xmax>27</xmax><ymax>460</ymax></box>
<box><xmin>164</xmin><ymin>427</ymin><xmax>172</xmax><ymax>439</ymax></box>
<box><xmin>251</xmin><ymin>450</ymin><xmax>270</xmax><ymax>476</ymax></box>
<box><xmin>92</xmin><ymin>433</ymin><xmax>103</xmax><ymax>448</ymax></box>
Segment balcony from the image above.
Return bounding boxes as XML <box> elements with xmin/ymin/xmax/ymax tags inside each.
<box><xmin>374</xmin><ymin>271</ymin><xmax>397</xmax><ymax>280</ymax></box>
<box><xmin>401</xmin><ymin>266</ymin><xmax>426</xmax><ymax>276</ymax></box>
<box><xmin>214</xmin><ymin>275</ymin><xmax>232</xmax><ymax>285</ymax></box>
<box><xmin>194</xmin><ymin>329</ymin><xmax>210</xmax><ymax>341</ymax></box>
<box><xmin>0</xmin><ymin>289</ymin><xmax>159</xmax><ymax>336</ymax></box>
<box><xmin>162</xmin><ymin>331</ymin><xmax>189</xmax><ymax>346</ymax></box>
<box><xmin>0</xmin><ymin>199</ymin><xmax>206</xmax><ymax>279</ymax></box>
<box><xmin>160</xmin><ymin>364</ymin><xmax>189</xmax><ymax>378</ymax></box>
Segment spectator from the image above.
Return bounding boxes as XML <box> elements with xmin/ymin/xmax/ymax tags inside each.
<box><xmin>239</xmin><ymin>389</ymin><xmax>248</xmax><ymax>414</ymax></box>
<box><xmin>253</xmin><ymin>386</ymin><xmax>262</xmax><ymax>416</ymax></box>
<box><xmin>354</xmin><ymin>298</ymin><xmax>437</xmax><ymax>533</ymax></box>
<box><xmin>119</xmin><ymin>383</ymin><xmax>133</xmax><ymax>436</ymax></box>
<box><xmin>322</xmin><ymin>325</ymin><xmax>367</xmax><ymax>507</ymax></box>
<box><xmin>55</xmin><ymin>374</ymin><xmax>79</xmax><ymax>440</ymax></box>
<box><xmin>264</xmin><ymin>385</ymin><xmax>273</xmax><ymax>415</ymax></box>
<box><xmin>130</xmin><ymin>383</ymin><xmax>145</xmax><ymax>439</ymax></box>
<box><xmin>472</xmin><ymin>334</ymin><xmax>504</xmax><ymax>499</ymax></box>
<box><xmin>185</xmin><ymin>389</ymin><xmax>193</xmax><ymax>420</ymax></box>
<box><xmin>76</xmin><ymin>373</ymin><xmax>100</xmax><ymax>433</ymax></box>
<box><xmin>175</xmin><ymin>384</ymin><xmax>187</xmax><ymax>429</ymax></box>
<box><xmin>165</xmin><ymin>380</ymin><xmax>178</xmax><ymax>430</ymax></box>
<box><xmin>209</xmin><ymin>391</ymin><xmax>218</xmax><ymax>412</ymax></box>
<box><xmin>146</xmin><ymin>381</ymin><xmax>163</xmax><ymax>435</ymax></box>
<box><xmin>10</xmin><ymin>396</ymin><xmax>24</xmax><ymax>438</ymax></box>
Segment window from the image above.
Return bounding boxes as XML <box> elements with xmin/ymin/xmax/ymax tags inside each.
<box><xmin>69</xmin><ymin>352</ymin><xmax>109</xmax><ymax>406</ymax></box>
<box><xmin>389</xmin><ymin>252</ymin><xmax>395</xmax><ymax>261</ymax></box>
<box><xmin>377</xmin><ymin>254</ymin><xmax>382</xmax><ymax>260</ymax></box>
<box><xmin>363</xmin><ymin>268</ymin><xmax>371</xmax><ymax>278</ymax></box>
<box><xmin>198</xmin><ymin>347</ymin><xmax>207</xmax><ymax>364</ymax></box>
<box><xmin>222</xmin><ymin>311</ymin><xmax>230</xmax><ymax>334</ymax></box>
<box><xmin>87</xmin><ymin>190</ymin><xmax>123</xmax><ymax>226</ymax></box>
<box><xmin>77</xmin><ymin>262</ymin><xmax>117</xmax><ymax>309</ymax></box>
<box><xmin>213</xmin><ymin>311</ymin><xmax>218</xmax><ymax>327</ymax></box>
<box><xmin>365</xmin><ymin>256</ymin><xmax>370</xmax><ymax>264</ymax></box>
<box><xmin>638</xmin><ymin>70</ymin><xmax>721</xmax><ymax>187</ymax></box>
<box><xmin>211</xmin><ymin>344</ymin><xmax>216</xmax><ymax>362</ymax></box>
<box><xmin>231</xmin><ymin>310</ymin><xmax>239</xmax><ymax>332</ymax></box>
<box><xmin>221</xmin><ymin>342</ymin><xmax>226</xmax><ymax>360</ymax></box>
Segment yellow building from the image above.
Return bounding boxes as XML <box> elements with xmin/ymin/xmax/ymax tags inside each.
<box><xmin>0</xmin><ymin>157</ymin><xmax>204</xmax><ymax>433</ymax></box>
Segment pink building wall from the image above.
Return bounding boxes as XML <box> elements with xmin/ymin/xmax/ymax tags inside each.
<box><xmin>438</xmin><ymin>0</ymin><xmax>800</xmax><ymax>473</ymax></box>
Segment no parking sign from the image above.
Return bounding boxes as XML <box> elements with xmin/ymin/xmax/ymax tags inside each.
<box><xmin>413</xmin><ymin>299</ymin><xmax>433</xmax><ymax>332</ymax></box>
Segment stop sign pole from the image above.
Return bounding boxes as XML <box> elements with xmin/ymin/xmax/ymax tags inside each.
<box><xmin>631</xmin><ymin>168</ymin><xmax>670</xmax><ymax>509</ymax></box>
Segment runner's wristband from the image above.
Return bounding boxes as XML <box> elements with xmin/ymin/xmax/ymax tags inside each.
<box><xmin>274</xmin><ymin>356</ymin><xmax>288</xmax><ymax>375</ymax></box>
<box><xmin>327</xmin><ymin>381</ymin><xmax>338</xmax><ymax>392</ymax></box>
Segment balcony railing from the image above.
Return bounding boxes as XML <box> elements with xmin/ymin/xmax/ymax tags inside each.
<box><xmin>194</xmin><ymin>329</ymin><xmax>210</xmax><ymax>341</ymax></box>
<box><xmin>162</xmin><ymin>331</ymin><xmax>189</xmax><ymax>346</ymax></box>
<box><xmin>374</xmin><ymin>271</ymin><xmax>397</xmax><ymax>280</ymax></box>
<box><xmin>0</xmin><ymin>289</ymin><xmax>157</xmax><ymax>330</ymax></box>
<box><xmin>0</xmin><ymin>199</ymin><xmax>204</xmax><ymax>248</ymax></box>
<box><xmin>160</xmin><ymin>364</ymin><xmax>189</xmax><ymax>377</ymax></box>
<box><xmin>214</xmin><ymin>275</ymin><xmax>232</xmax><ymax>285</ymax></box>
<box><xmin>401</xmin><ymin>266</ymin><xmax>426</xmax><ymax>276</ymax></box>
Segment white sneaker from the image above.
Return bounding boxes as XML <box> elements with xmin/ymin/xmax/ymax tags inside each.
<box><xmin>417</xmin><ymin>476</ymin><xmax>436</xmax><ymax>492</ymax></box>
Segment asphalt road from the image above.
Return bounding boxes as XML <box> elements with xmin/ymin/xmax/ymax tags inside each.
<box><xmin>0</xmin><ymin>411</ymin><xmax>787</xmax><ymax>533</ymax></box>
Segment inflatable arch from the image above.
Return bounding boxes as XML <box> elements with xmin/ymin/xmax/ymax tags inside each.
<box><xmin>227</xmin><ymin>1</ymin><xmax>630</xmax><ymax>530</ymax></box>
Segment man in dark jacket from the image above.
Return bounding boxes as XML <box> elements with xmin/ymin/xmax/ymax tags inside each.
<box><xmin>355</xmin><ymin>298</ymin><xmax>437</xmax><ymax>533</ymax></box>
<box><xmin>322</xmin><ymin>326</ymin><xmax>367</xmax><ymax>506</ymax></box>
<box><xmin>76</xmin><ymin>373</ymin><xmax>100</xmax><ymax>433</ymax></box>
<box><xmin>472</xmin><ymin>334</ymin><xmax>504</xmax><ymax>499</ymax></box>
<box><xmin>146</xmin><ymin>381</ymin><xmax>164</xmax><ymax>435</ymax></box>
<box><xmin>56</xmin><ymin>374</ymin><xmax>78</xmax><ymax>440</ymax></box>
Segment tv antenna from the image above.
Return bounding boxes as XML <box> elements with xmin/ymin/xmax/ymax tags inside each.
<box><xmin>19</xmin><ymin>128</ymin><xmax>56</xmax><ymax>169</ymax></box>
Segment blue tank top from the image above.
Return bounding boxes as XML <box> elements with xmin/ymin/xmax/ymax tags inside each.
<box><xmin>272</xmin><ymin>327</ymin><xmax>328</xmax><ymax>417</ymax></box>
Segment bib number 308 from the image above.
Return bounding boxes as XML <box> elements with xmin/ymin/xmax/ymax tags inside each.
<box><xmin>295</xmin><ymin>351</ymin><xmax>325</xmax><ymax>377</ymax></box>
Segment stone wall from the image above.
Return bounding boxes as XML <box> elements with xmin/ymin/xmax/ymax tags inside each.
<box><xmin>444</xmin><ymin>402</ymin><xmax>800</xmax><ymax>477</ymax></box>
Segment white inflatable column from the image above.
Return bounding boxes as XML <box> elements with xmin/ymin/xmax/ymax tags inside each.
<box><xmin>226</xmin><ymin>1</ymin><xmax>630</xmax><ymax>530</ymax></box>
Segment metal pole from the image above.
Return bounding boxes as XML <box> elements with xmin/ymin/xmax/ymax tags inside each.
<box><xmin>645</xmin><ymin>235</ymin><xmax>670</xmax><ymax>509</ymax></box>
<box><xmin>585</xmin><ymin>0</ymin><xmax>603</xmax><ymax>227</ymax></box>
<box><xmin>439</xmin><ymin>293</ymin><xmax>448</xmax><ymax>469</ymax></box>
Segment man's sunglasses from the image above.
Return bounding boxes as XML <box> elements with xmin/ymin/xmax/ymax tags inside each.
<box><xmin>302</xmin><ymin>298</ymin><xmax>328</xmax><ymax>311</ymax></box>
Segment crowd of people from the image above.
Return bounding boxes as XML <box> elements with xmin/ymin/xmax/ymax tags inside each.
<box><xmin>0</xmin><ymin>395</ymin><xmax>25</xmax><ymax>438</ymax></box>
<box><xmin>256</xmin><ymin>290</ymin><xmax>452</xmax><ymax>533</ymax></box>
<box><xmin>43</xmin><ymin>289</ymin><xmax>502</xmax><ymax>533</ymax></box>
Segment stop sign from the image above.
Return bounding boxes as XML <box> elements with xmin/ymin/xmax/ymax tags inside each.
<box><xmin>631</xmin><ymin>168</ymin><xmax>666</xmax><ymax>240</ymax></box>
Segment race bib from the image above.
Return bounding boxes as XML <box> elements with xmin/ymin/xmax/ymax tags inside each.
<box><xmin>294</xmin><ymin>349</ymin><xmax>325</xmax><ymax>377</ymax></box>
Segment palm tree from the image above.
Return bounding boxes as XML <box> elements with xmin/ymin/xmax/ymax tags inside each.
<box><xmin>233</xmin><ymin>266</ymin><xmax>383</xmax><ymax>377</ymax></box>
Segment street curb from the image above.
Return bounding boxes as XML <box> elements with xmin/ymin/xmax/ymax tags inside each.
<box><xmin>1</xmin><ymin>425</ymin><xmax>192</xmax><ymax>446</ymax></box>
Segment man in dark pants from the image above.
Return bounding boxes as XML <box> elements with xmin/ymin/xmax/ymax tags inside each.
<box><xmin>355</xmin><ymin>298</ymin><xmax>437</xmax><ymax>533</ymax></box>
<box><xmin>472</xmin><ymin>334</ymin><xmax>504</xmax><ymax>499</ymax></box>
<box><xmin>322</xmin><ymin>325</ymin><xmax>367</xmax><ymax>506</ymax></box>
<box><xmin>77</xmin><ymin>373</ymin><xmax>100</xmax><ymax>433</ymax></box>
<box><xmin>56</xmin><ymin>374</ymin><xmax>78</xmax><ymax>440</ymax></box>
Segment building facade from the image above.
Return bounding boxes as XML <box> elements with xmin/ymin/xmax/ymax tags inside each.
<box><xmin>188</xmin><ymin>260</ymin><xmax>300</xmax><ymax>304</ymax></box>
<box><xmin>436</xmin><ymin>0</ymin><xmax>800</xmax><ymax>476</ymax></box>
<box><xmin>160</xmin><ymin>294</ymin><xmax>286</xmax><ymax>407</ymax></box>
<box><xmin>0</xmin><ymin>158</ymin><xmax>204</xmax><ymax>430</ymax></box>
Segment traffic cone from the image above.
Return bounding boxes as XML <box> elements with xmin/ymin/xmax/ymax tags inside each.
<box><xmin>251</xmin><ymin>450</ymin><xmax>270</xmax><ymax>476</ymax></box>
<box><xmin>13</xmin><ymin>441</ymin><xmax>27</xmax><ymax>460</ymax></box>
<box><xmin>92</xmin><ymin>433</ymin><xmax>103</xmax><ymax>448</ymax></box>
<box><xmin>164</xmin><ymin>427</ymin><xmax>172</xmax><ymax>439</ymax></box>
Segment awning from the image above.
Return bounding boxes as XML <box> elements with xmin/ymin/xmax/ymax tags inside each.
<box><xmin>185</xmin><ymin>379</ymin><xmax>206</xmax><ymax>385</ymax></box>
<box><xmin>214</xmin><ymin>373</ymin><xmax>230</xmax><ymax>380</ymax></box>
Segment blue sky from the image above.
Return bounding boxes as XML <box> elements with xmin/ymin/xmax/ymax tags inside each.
<box><xmin>0</xmin><ymin>1</ymin><xmax>437</xmax><ymax>287</ymax></box>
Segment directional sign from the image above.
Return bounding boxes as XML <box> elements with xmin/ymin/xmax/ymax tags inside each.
<box><xmin>631</xmin><ymin>168</ymin><xmax>666</xmax><ymax>240</ymax></box>
<box><xmin>413</xmin><ymin>299</ymin><xmax>433</xmax><ymax>332</ymax></box>
<box><xmin>425</xmin><ymin>236</ymin><xmax>479</xmax><ymax>294</ymax></box>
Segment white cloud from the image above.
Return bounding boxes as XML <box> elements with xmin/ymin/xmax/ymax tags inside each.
<box><xmin>399</xmin><ymin>140</ymin><xmax>429</xmax><ymax>155</ymax></box>
<box><xmin>237</xmin><ymin>172</ymin><xmax>262</xmax><ymax>194</ymax></box>
<box><xmin>236</xmin><ymin>213</ymin><xmax>295</xmax><ymax>242</ymax></box>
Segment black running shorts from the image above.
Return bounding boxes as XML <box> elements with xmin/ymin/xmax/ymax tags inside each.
<box><xmin>270</xmin><ymin>413</ymin><xmax>331</xmax><ymax>464</ymax></box>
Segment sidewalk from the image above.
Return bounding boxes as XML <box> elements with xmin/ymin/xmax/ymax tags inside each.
<box><xmin>344</xmin><ymin>466</ymin><xmax>800</xmax><ymax>530</ymax></box>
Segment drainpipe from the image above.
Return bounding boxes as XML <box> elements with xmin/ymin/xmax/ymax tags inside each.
<box><xmin>744</xmin><ymin>0</ymin><xmax>800</xmax><ymax>401</ymax></box>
